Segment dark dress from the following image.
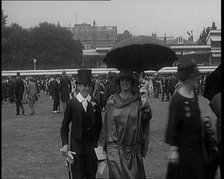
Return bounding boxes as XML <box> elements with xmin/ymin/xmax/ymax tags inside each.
<box><xmin>98</xmin><ymin>94</ymin><xmax>152</xmax><ymax>179</ymax></box>
<box><xmin>165</xmin><ymin>92</ymin><xmax>205</xmax><ymax>179</ymax></box>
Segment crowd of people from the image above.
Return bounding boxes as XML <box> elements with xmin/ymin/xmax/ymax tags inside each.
<box><xmin>1</xmin><ymin>62</ymin><xmax>220</xmax><ymax>179</ymax></box>
<box><xmin>1</xmin><ymin>70</ymin><xmax>209</xmax><ymax>112</ymax></box>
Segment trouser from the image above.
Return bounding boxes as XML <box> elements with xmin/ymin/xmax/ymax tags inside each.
<box><xmin>70</xmin><ymin>152</ymin><xmax>97</xmax><ymax>179</ymax></box>
<box><xmin>70</xmin><ymin>137</ymin><xmax>98</xmax><ymax>179</ymax></box>
<box><xmin>15</xmin><ymin>98</ymin><xmax>24</xmax><ymax>115</ymax></box>
<box><xmin>9</xmin><ymin>93</ymin><xmax>14</xmax><ymax>103</ymax></box>
<box><xmin>53</xmin><ymin>95</ymin><xmax>60</xmax><ymax>111</ymax></box>
<box><xmin>162</xmin><ymin>88</ymin><xmax>170</xmax><ymax>101</ymax></box>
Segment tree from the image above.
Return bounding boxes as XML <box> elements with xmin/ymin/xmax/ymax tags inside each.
<box><xmin>115</xmin><ymin>30</ymin><xmax>132</xmax><ymax>43</ymax></box>
<box><xmin>2</xmin><ymin>22</ymin><xmax>28</xmax><ymax>69</ymax></box>
<box><xmin>2</xmin><ymin>20</ymin><xmax>83</xmax><ymax>70</ymax></box>
<box><xmin>2</xmin><ymin>10</ymin><xmax>7</xmax><ymax>27</ymax></box>
<box><xmin>28</xmin><ymin>22</ymin><xmax>83</xmax><ymax>69</ymax></box>
<box><xmin>2</xmin><ymin>10</ymin><xmax>9</xmax><ymax>56</ymax></box>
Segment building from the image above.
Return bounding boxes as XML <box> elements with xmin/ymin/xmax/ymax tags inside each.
<box><xmin>69</xmin><ymin>22</ymin><xmax>117</xmax><ymax>49</ymax></box>
<box><xmin>206</xmin><ymin>29</ymin><xmax>221</xmax><ymax>65</ymax></box>
<box><xmin>166</xmin><ymin>37</ymin><xmax>211</xmax><ymax>66</ymax></box>
<box><xmin>67</xmin><ymin>22</ymin><xmax>117</xmax><ymax>68</ymax></box>
<box><xmin>164</xmin><ymin>29</ymin><xmax>221</xmax><ymax>66</ymax></box>
<box><xmin>76</xmin><ymin>28</ymin><xmax>221</xmax><ymax>68</ymax></box>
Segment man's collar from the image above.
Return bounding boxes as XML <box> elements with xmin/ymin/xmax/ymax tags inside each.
<box><xmin>76</xmin><ymin>93</ymin><xmax>91</xmax><ymax>103</ymax></box>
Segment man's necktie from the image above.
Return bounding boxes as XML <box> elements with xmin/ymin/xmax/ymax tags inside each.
<box><xmin>82</xmin><ymin>99</ymin><xmax>88</xmax><ymax>112</ymax></box>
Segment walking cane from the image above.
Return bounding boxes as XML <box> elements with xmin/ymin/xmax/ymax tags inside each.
<box><xmin>67</xmin><ymin>151</ymin><xmax>76</xmax><ymax>179</ymax></box>
<box><xmin>67</xmin><ymin>133</ymin><xmax>72</xmax><ymax>179</ymax></box>
<box><xmin>60</xmin><ymin>133</ymin><xmax>75</xmax><ymax>179</ymax></box>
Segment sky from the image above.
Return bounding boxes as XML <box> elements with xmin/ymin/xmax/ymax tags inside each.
<box><xmin>2</xmin><ymin>0</ymin><xmax>221</xmax><ymax>40</ymax></box>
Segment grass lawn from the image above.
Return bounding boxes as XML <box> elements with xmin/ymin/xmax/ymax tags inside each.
<box><xmin>2</xmin><ymin>92</ymin><xmax>220</xmax><ymax>179</ymax></box>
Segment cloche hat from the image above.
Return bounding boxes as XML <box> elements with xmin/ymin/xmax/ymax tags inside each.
<box><xmin>175</xmin><ymin>59</ymin><xmax>201</xmax><ymax>81</ymax></box>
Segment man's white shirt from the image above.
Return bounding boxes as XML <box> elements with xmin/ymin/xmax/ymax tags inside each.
<box><xmin>76</xmin><ymin>93</ymin><xmax>91</xmax><ymax>112</ymax></box>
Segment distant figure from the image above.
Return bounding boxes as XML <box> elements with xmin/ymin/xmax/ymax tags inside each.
<box><xmin>70</xmin><ymin>76</ymin><xmax>77</xmax><ymax>98</ymax></box>
<box><xmin>92</xmin><ymin>77</ymin><xmax>104</xmax><ymax>110</ymax></box>
<box><xmin>102</xmin><ymin>72</ymin><xmax>119</xmax><ymax>108</ymax></box>
<box><xmin>168</xmin><ymin>75</ymin><xmax>178</xmax><ymax>97</ymax></box>
<box><xmin>148</xmin><ymin>76</ymin><xmax>154</xmax><ymax>98</ymax></box>
<box><xmin>161</xmin><ymin>76</ymin><xmax>170</xmax><ymax>102</ymax></box>
<box><xmin>52</xmin><ymin>76</ymin><xmax>61</xmax><ymax>113</ymax></box>
<box><xmin>27</xmin><ymin>77</ymin><xmax>37</xmax><ymax>115</ymax></box>
<box><xmin>8</xmin><ymin>77</ymin><xmax>15</xmax><ymax>103</ymax></box>
<box><xmin>60</xmin><ymin>71</ymin><xmax>72</xmax><ymax>113</ymax></box>
<box><xmin>14</xmin><ymin>73</ymin><xmax>25</xmax><ymax>115</ymax></box>
<box><xmin>48</xmin><ymin>76</ymin><xmax>55</xmax><ymax>99</ymax></box>
<box><xmin>139</xmin><ymin>72</ymin><xmax>150</xmax><ymax>98</ymax></box>
<box><xmin>153</xmin><ymin>75</ymin><xmax>160</xmax><ymax>98</ymax></box>
<box><xmin>23</xmin><ymin>78</ymin><xmax>28</xmax><ymax>104</ymax></box>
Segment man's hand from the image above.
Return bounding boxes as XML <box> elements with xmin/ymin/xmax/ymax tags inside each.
<box><xmin>60</xmin><ymin>144</ymin><xmax>68</xmax><ymax>157</ymax></box>
<box><xmin>67</xmin><ymin>151</ymin><xmax>76</xmax><ymax>164</ymax></box>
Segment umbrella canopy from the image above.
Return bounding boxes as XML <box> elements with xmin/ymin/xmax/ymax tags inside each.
<box><xmin>103</xmin><ymin>35</ymin><xmax>178</xmax><ymax>72</ymax></box>
<box><xmin>203</xmin><ymin>64</ymin><xmax>221</xmax><ymax>101</ymax></box>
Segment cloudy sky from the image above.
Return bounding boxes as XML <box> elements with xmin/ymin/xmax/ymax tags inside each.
<box><xmin>2</xmin><ymin>0</ymin><xmax>221</xmax><ymax>40</ymax></box>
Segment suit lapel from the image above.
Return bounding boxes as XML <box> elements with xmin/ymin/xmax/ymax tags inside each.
<box><xmin>74</xmin><ymin>97</ymin><xmax>82</xmax><ymax>124</ymax></box>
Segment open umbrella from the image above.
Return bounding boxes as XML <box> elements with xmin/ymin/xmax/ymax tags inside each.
<box><xmin>103</xmin><ymin>35</ymin><xmax>178</xmax><ymax>72</ymax></box>
<box><xmin>203</xmin><ymin>64</ymin><xmax>221</xmax><ymax>101</ymax></box>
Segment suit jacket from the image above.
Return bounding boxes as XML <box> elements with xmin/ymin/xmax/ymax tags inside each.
<box><xmin>14</xmin><ymin>77</ymin><xmax>24</xmax><ymax>100</ymax></box>
<box><xmin>60</xmin><ymin>96</ymin><xmax>102</xmax><ymax>151</ymax></box>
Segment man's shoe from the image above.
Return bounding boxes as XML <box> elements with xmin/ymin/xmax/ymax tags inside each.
<box><xmin>53</xmin><ymin>111</ymin><xmax>57</xmax><ymax>114</ymax></box>
<box><xmin>22</xmin><ymin>110</ymin><xmax>25</xmax><ymax>115</ymax></box>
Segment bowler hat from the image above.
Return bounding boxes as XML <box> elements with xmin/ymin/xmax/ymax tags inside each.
<box><xmin>76</xmin><ymin>69</ymin><xmax>92</xmax><ymax>85</ymax></box>
<box><xmin>175</xmin><ymin>59</ymin><xmax>201</xmax><ymax>81</ymax></box>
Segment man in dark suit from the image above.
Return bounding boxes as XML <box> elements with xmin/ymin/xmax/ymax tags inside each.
<box><xmin>60</xmin><ymin>70</ymin><xmax>72</xmax><ymax>113</ymax></box>
<box><xmin>60</xmin><ymin>69</ymin><xmax>102</xmax><ymax>179</ymax></box>
<box><xmin>52</xmin><ymin>75</ymin><xmax>61</xmax><ymax>113</ymax></box>
<box><xmin>14</xmin><ymin>72</ymin><xmax>25</xmax><ymax>115</ymax></box>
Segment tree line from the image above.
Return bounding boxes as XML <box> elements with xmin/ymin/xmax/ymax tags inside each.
<box><xmin>1</xmin><ymin>9</ymin><xmax>218</xmax><ymax>70</ymax></box>
<box><xmin>2</xmin><ymin>10</ymin><xmax>83</xmax><ymax>70</ymax></box>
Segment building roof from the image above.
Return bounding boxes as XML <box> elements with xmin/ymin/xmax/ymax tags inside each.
<box><xmin>206</xmin><ymin>29</ymin><xmax>221</xmax><ymax>43</ymax></box>
<box><xmin>167</xmin><ymin>37</ymin><xmax>195</xmax><ymax>45</ymax></box>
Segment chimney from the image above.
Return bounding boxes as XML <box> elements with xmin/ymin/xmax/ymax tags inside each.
<box><xmin>93</xmin><ymin>20</ymin><xmax>96</xmax><ymax>27</ymax></box>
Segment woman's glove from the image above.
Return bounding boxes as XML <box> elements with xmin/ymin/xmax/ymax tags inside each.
<box><xmin>169</xmin><ymin>146</ymin><xmax>179</xmax><ymax>164</ymax></box>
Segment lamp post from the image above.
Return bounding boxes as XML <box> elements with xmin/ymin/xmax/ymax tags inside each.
<box><xmin>33</xmin><ymin>59</ymin><xmax>37</xmax><ymax>70</ymax></box>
